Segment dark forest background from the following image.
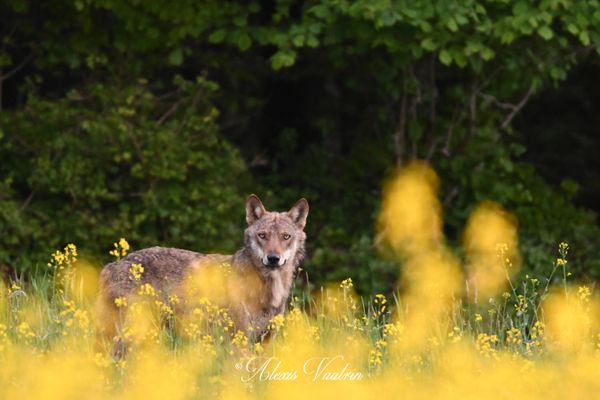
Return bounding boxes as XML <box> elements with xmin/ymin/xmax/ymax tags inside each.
<box><xmin>2</xmin><ymin>0</ymin><xmax>600</xmax><ymax>294</ymax></box>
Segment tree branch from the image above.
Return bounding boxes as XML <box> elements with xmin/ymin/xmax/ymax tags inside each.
<box><xmin>441</xmin><ymin>106</ymin><xmax>463</xmax><ymax>157</ymax></box>
<box><xmin>500</xmin><ymin>83</ymin><xmax>535</xmax><ymax>130</ymax></box>
<box><xmin>476</xmin><ymin>82</ymin><xmax>535</xmax><ymax>130</ymax></box>
<box><xmin>0</xmin><ymin>52</ymin><xmax>34</xmax><ymax>83</ymax></box>
<box><xmin>394</xmin><ymin>91</ymin><xmax>407</xmax><ymax>166</ymax></box>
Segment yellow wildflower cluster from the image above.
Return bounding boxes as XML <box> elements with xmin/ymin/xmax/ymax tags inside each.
<box><xmin>114</xmin><ymin>296</ymin><xmax>128</xmax><ymax>308</ymax></box>
<box><xmin>340</xmin><ymin>278</ymin><xmax>353</xmax><ymax>290</ymax></box>
<box><xmin>138</xmin><ymin>283</ymin><xmax>157</xmax><ymax>297</ymax></box>
<box><xmin>558</xmin><ymin>242</ymin><xmax>569</xmax><ymax>255</ymax></box>
<box><xmin>269</xmin><ymin>314</ymin><xmax>285</xmax><ymax>331</ymax></box>
<box><xmin>578</xmin><ymin>285</ymin><xmax>591</xmax><ymax>304</ymax></box>
<box><xmin>506</xmin><ymin>327</ymin><xmax>522</xmax><ymax>346</ymax></box>
<box><xmin>186</xmin><ymin>298</ymin><xmax>235</xmax><ymax>335</ymax></box>
<box><xmin>369</xmin><ymin>339</ymin><xmax>387</xmax><ymax>369</ymax></box>
<box><xmin>129</xmin><ymin>263</ymin><xmax>144</xmax><ymax>281</ymax></box>
<box><xmin>383</xmin><ymin>321</ymin><xmax>404</xmax><ymax>340</ymax></box>
<box><xmin>47</xmin><ymin>243</ymin><xmax>78</xmax><ymax>271</ymax></box>
<box><xmin>154</xmin><ymin>299</ymin><xmax>174</xmax><ymax>317</ymax></box>
<box><xmin>8</xmin><ymin>282</ymin><xmax>22</xmax><ymax>296</ymax></box>
<box><xmin>476</xmin><ymin>333</ymin><xmax>499</xmax><ymax>357</ymax></box>
<box><xmin>58</xmin><ymin>299</ymin><xmax>90</xmax><ymax>335</ymax></box>
<box><xmin>110</xmin><ymin>237</ymin><xmax>130</xmax><ymax>258</ymax></box>
<box><xmin>515</xmin><ymin>295</ymin><xmax>528</xmax><ymax>314</ymax></box>
<box><xmin>184</xmin><ymin>323</ymin><xmax>202</xmax><ymax>341</ymax></box>
<box><xmin>200</xmin><ymin>334</ymin><xmax>217</xmax><ymax>357</ymax></box>
<box><xmin>447</xmin><ymin>326</ymin><xmax>463</xmax><ymax>343</ymax></box>
<box><xmin>168</xmin><ymin>294</ymin><xmax>180</xmax><ymax>305</ymax></box>
<box><xmin>285</xmin><ymin>307</ymin><xmax>303</xmax><ymax>325</ymax></box>
<box><xmin>309</xmin><ymin>325</ymin><xmax>320</xmax><ymax>341</ymax></box>
<box><xmin>253</xmin><ymin>342</ymin><xmax>264</xmax><ymax>354</ymax></box>
<box><xmin>372</xmin><ymin>294</ymin><xmax>387</xmax><ymax>318</ymax></box>
<box><xmin>231</xmin><ymin>330</ymin><xmax>249</xmax><ymax>351</ymax></box>
<box><xmin>556</xmin><ymin>258</ymin><xmax>567</xmax><ymax>267</ymax></box>
<box><xmin>526</xmin><ymin>321</ymin><xmax>545</xmax><ymax>354</ymax></box>
<box><xmin>16</xmin><ymin>322</ymin><xmax>35</xmax><ymax>340</ymax></box>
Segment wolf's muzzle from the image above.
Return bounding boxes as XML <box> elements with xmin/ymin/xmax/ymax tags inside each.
<box><xmin>266</xmin><ymin>254</ymin><xmax>281</xmax><ymax>267</ymax></box>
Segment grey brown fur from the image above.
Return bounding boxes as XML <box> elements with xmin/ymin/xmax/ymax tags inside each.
<box><xmin>96</xmin><ymin>195</ymin><xmax>309</xmax><ymax>344</ymax></box>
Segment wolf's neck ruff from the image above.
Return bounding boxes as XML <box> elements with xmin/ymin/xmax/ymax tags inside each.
<box><xmin>232</xmin><ymin>242</ymin><xmax>303</xmax><ymax>312</ymax></box>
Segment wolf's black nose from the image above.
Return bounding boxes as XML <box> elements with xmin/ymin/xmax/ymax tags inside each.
<box><xmin>267</xmin><ymin>254</ymin><xmax>280</xmax><ymax>266</ymax></box>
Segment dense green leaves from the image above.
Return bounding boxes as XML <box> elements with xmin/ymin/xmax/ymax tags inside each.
<box><xmin>0</xmin><ymin>77</ymin><xmax>248</xmax><ymax>271</ymax></box>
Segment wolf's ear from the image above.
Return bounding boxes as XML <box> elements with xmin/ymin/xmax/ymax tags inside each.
<box><xmin>288</xmin><ymin>198</ymin><xmax>309</xmax><ymax>229</ymax></box>
<box><xmin>246</xmin><ymin>194</ymin><xmax>266</xmax><ymax>225</ymax></box>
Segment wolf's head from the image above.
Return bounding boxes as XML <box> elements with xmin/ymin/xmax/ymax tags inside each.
<box><xmin>244</xmin><ymin>194</ymin><xmax>309</xmax><ymax>271</ymax></box>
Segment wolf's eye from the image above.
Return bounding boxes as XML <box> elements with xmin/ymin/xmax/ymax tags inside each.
<box><xmin>258</xmin><ymin>233</ymin><xmax>267</xmax><ymax>239</ymax></box>
<box><xmin>282</xmin><ymin>234</ymin><xmax>291</xmax><ymax>240</ymax></box>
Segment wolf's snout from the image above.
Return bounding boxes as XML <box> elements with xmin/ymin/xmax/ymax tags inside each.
<box><xmin>266</xmin><ymin>254</ymin><xmax>281</xmax><ymax>267</ymax></box>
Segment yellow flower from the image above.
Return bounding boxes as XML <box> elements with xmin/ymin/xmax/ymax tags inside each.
<box><xmin>476</xmin><ymin>333</ymin><xmax>498</xmax><ymax>357</ymax></box>
<box><xmin>340</xmin><ymin>278</ymin><xmax>354</xmax><ymax>290</ymax></box>
<box><xmin>309</xmin><ymin>326</ymin><xmax>320</xmax><ymax>341</ymax></box>
<box><xmin>558</xmin><ymin>242</ymin><xmax>569</xmax><ymax>254</ymax></box>
<box><xmin>374</xmin><ymin>293</ymin><xmax>387</xmax><ymax>305</ymax></box>
<box><xmin>114</xmin><ymin>297</ymin><xmax>128</xmax><ymax>308</ymax></box>
<box><xmin>231</xmin><ymin>330</ymin><xmax>249</xmax><ymax>349</ymax></box>
<box><xmin>129</xmin><ymin>263</ymin><xmax>144</xmax><ymax>281</ymax></box>
<box><xmin>515</xmin><ymin>295</ymin><xmax>528</xmax><ymax>314</ymax></box>
<box><xmin>138</xmin><ymin>283</ymin><xmax>157</xmax><ymax>297</ymax></box>
<box><xmin>16</xmin><ymin>322</ymin><xmax>35</xmax><ymax>339</ymax></box>
<box><xmin>110</xmin><ymin>237</ymin><xmax>130</xmax><ymax>258</ymax></box>
<box><xmin>65</xmin><ymin>243</ymin><xmax>78</xmax><ymax>259</ymax></box>
<box><xmin>475</xmin><ymin>313</ymin><xmax>483</xmax><ymax>322</ymax></box>
<box><xmin>578</xmin><ymin>286</ymin><xmax>591</xmax><ymax>303</ymax></box>
<box><xmin>119</xmin><ymin>238</ymin><xmax>130</xmax><ymax>253</ymax></box>
<box><xmin>74</xmin><ymin>309</ymin><xmax>90</xmax><ymax>331</ymax></box>
<box><xmin>8</xmin><ymin>282</ymin><xmax>22</xmax><ymax>295</ymax></box>
<box><xmin>155</xmin><ymin>300</ymin><xmax>174</xmax><ymax>316</ymax></box>
<box><xmin>254</xmin><ymin>342</ymin><xmax>264</xmax><ymax>354</ymax></box>
<box><xmin>269</xmin><ymin>314</ymin><xmax>285</xmax><ymax>330</ymax></box>
<box><xmin>369</xmin><ymin>349</ymin><xmax>383</xmax><ymax>368</ymax></box>
<box><xmin>506</xmin><ymin>327</ymin><xmax>522</xmax><ymax>346</ymax></box>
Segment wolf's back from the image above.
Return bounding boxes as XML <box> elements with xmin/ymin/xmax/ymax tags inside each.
<box><xmin>99</xmin><ymin>246</ymin><xmax>230</xmax><ymax>300</ymax></box>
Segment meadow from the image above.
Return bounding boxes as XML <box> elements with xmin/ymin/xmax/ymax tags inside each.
<box><xmin>1</xmin><ymin>163</ymin><xmax>599</xmax><ymax>400</ymax></box>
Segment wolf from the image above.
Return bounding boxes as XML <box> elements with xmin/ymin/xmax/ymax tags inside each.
<box><xmin>96</xmin><ymin>194</ymin><xmax>309</xmax><ymax>346</ymax></box>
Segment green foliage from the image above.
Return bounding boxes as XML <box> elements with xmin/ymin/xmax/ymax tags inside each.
<box><xmin>0</xmin><ymin>77</ymin><xmax>248</xmax><ymax>270</ymax></box>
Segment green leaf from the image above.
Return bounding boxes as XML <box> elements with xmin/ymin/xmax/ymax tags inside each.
<box><xmin>421</xmin><ymin>38</ymin><xmax>437</xmax><ymax>51</ymax></box>
<box><xmin>537</xmin><ymin>26</ymin><xmax>553</xmax><ymax>40</ymax></box>
<box><xmin>235</xmin><ymin>33</ymin><xmax>252</xmax><ymax>51</ymax></box>
<box><xmin>306</xmin><ymin>35</ymin><xmax>319</xmax><ymax>48</ymax></box>
<box><xmin>455</xmin><ymin>14</ymin><xmax>468</xmax><ymax>25</ymax></box>
<box><xmin>446</xmin><ymin>17</ymin><xmax>458</xmax><ymax>32</ymax></box>
<box><xmin>292</xmin><ymin>35</ymin><xmax>305</xmax><ymax>47</ymax></box>
<box><xmin>567</xmin><ymin>24</ymin><xmax>579</xmax><ymax>35</ymax></box>
<box><xmin>481</xmin><ymin>47</ymin><xmax>495</xmax><ymax>61</ymax></box>
<box><xmin>309</xmin><ymin>5</ymin><xmax>330</xmax><ymax>19</ymax></box>
<box><xmin>270</xmin><ymin>50</ymin><xmax>297</xmax><ymax>70</ymax></box>
<box><xmin>168</xmin><ymin>48</ymin><xmax>183</xmax><ymax>66</ymax></box>
<box><xmin>208</xmin><ymin>29</ymin><xmax>227</xmax><ymax>44</ymax></box>
<box><xmin>439</xmin><ymin>49</ymin><xmax>452</xmax><ymax>66</ymax></box>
